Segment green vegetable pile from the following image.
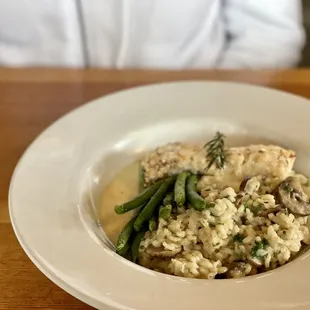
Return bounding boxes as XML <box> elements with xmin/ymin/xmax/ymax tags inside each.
<box><xmin>114</xmin><ymin>171</ymin><xmax>211</xmax><ymax>262</ymax></box>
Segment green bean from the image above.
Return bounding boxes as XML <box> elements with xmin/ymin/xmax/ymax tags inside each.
<box><xmin>163</xmin><ymin>192</ymin><xmax>174</xmax><ymax>207</ymax></box>
<box><xmin>148</xmin><ymin>215</ymin><xmax>157</xmax><ymax>231</ymax></box>
<box><xmin>174</xmin><ymin>171</ymin><xmax>190</xmax><ymax>206</ymax></box>
<box><xmin>138</xmin><ymin>161</ymin><xmax>145</xmax><ymax>193</ymax></box>
<box><xmin>115</xmin><ymin>218</ymin><xmax>135</xmax><ymax>255</ymax></box>
<box><xmin>134</xmin><ymin>175</ymin><xmax>176</xmax><ymax>231</ymax></box>
<box><xmin>131</xmin><ymin>229</ymin><xmax>147</xmax><ymax>263</ymax></box>
<box><xmin>186</xmin><ymin>174</ymin><xmax>206</xmax><ymax>211</ymax></box>
<box><xmin>117</xmin><ymin>242</ymin><xmax>130</xmax><ymax>257</ymax></box>
<box><xmin>159</xmin><ymin>204</ymin><xmax>172</xmax><ymax>220</ymax></box>
<box><xmin>126</xmin><ymin>249</ymin><xmax>133</xmax><ymax>261</ymax></box>
<box><xmin>114</xmin><ymin>179</ymin><xmax>164</xmax><ymax>214</ymax></box>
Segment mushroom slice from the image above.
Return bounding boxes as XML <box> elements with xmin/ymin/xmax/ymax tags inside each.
<box><xmin>145</xmin><ymin>245</ymin><xmax>181</xmax><ymax>258</ymax></box>
<box><xmin>257</xmin><ymin>206</ymin><xmax>282</xmax><ymax>217</ymax></box>
<box><xmin>239</xmin><ymin>178</ymin><xmax>249</xmax><ymax>192</ymax></box>
<box><xmin>227</xmin><ymin>262</ymin><xmax>252</xmax><ymax>278</ymax></box>
<box><xmin>275</xmin><ymin>177</ymin><xmax>310</xmax><ymax>216</ymax></box>
<box><xmin>247</xmin><ymin>255</ymin><xmax>263</xmax><ymax>267</ymax></box>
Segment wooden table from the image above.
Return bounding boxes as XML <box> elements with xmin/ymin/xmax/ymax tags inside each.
<box><xmin>1</xmin><ymin>68</ymin><xmax>310</xmax><ymax>309</ymax></box>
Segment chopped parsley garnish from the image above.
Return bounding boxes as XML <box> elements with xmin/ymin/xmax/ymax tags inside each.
<box><xmin>244</xmin><ymin>203</ymin><xmax>249</xmax><ymax>209</ymax></box>
<box><xmin>208</xmin><ymin>202</ymin><xmax>216</xmax><ymax>208</ymax></box>
<box><xmin>252</xmin><ymin>204</ymin><xmax>264</xmax><ymax>216</ymax></box>
<box><xmin>233</xmin><ymin>234</ymin><xmax>244</xmax><ymax>243</ymax></box>
<box><xmin>243</xmin><ymin>199</ymin><xmax>252</xmax><ymax>209</ymax></box>
<box><xmin>251</xmin><ymin>238</ymin><xmax>269</xmax><ymax>259</ymax></box>
<box><xmin>283</xmin><ymin>183</ymin><xmax>293</xmax><ymax>193</ymax></box>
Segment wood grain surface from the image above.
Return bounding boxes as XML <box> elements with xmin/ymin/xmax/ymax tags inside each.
<box><xmin>1</xmin><ymin>68</ymin><xmax>310</xmax><ymax>309</ymax></box>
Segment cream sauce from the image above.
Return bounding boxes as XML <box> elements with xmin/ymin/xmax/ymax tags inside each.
<box><xmin>99</xmin><ymin>161</ymin><xmax>139</xmax><ymax>244</ymax></box>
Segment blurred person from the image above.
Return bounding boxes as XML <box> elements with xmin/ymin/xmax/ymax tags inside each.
<box><xmin>0</xmin><ymin>0</ymin><xmax>305</xmax><ymax>69</ymax></box>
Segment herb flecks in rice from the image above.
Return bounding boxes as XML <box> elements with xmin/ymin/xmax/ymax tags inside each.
<box><xmin>139</xmin><ymin>177</ymin><xmax>310</xmax><ymax>279</ymax></box>
<box><xmin>113</xmin><ymin>140</ymin><xmax>310</xmax><ymax>279</ymax></box>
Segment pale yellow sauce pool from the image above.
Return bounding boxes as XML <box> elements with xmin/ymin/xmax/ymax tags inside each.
<box><xmin>99</xmin><ymin>161</ymin><xmax>139</xmax><ymax>244</ymax></box>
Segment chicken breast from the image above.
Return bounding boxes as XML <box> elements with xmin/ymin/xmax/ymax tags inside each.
<box><xmin>141</xmin><ymin>143</ymin><xmax>296</xmax><ymax>190</ymax></box>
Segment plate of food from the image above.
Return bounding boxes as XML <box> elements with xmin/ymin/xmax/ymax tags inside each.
<box><xmin>9</xmin><ymin>81</ymin><xmax>310</xmax><ymax>310</ymax></box>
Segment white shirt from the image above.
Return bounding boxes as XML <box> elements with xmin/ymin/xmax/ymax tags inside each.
<box><xmin>0</xmin><ymin>0</ymin><xmax>305</xmax><ymax>69</ymax></box>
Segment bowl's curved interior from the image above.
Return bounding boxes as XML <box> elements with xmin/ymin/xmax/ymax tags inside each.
<box><xmin>9</xmin><ymin>82</ymin><xmax>310</xmax><ymax>310</ymax></box>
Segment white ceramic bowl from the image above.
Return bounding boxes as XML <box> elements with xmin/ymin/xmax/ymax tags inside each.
<box><xmin>9</xmin><ymin>82</ymin><xmax>310</xmax><ymax>310</ymax></box>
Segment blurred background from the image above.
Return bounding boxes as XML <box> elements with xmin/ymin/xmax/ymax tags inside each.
<box><xmin>0</xmin><ymin>1</ymin><xmax>308</xmax><ymax>68</ymax></box>
<box><xmin>302</xmin><ymin>0</ymin><xmax>310</xmax><ymax>66</ymax></box>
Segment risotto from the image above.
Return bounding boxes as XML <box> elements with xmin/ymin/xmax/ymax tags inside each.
<box><xmin>112</xmin><ymin>133</ymin><xmax>310</xmax><ymax>279</ymax></box>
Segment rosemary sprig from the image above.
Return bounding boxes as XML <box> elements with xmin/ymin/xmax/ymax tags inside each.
<box><xmin>204</xmin><ymin>132</ymin><xmax>226</xmax><ymax>171</ymax></box>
